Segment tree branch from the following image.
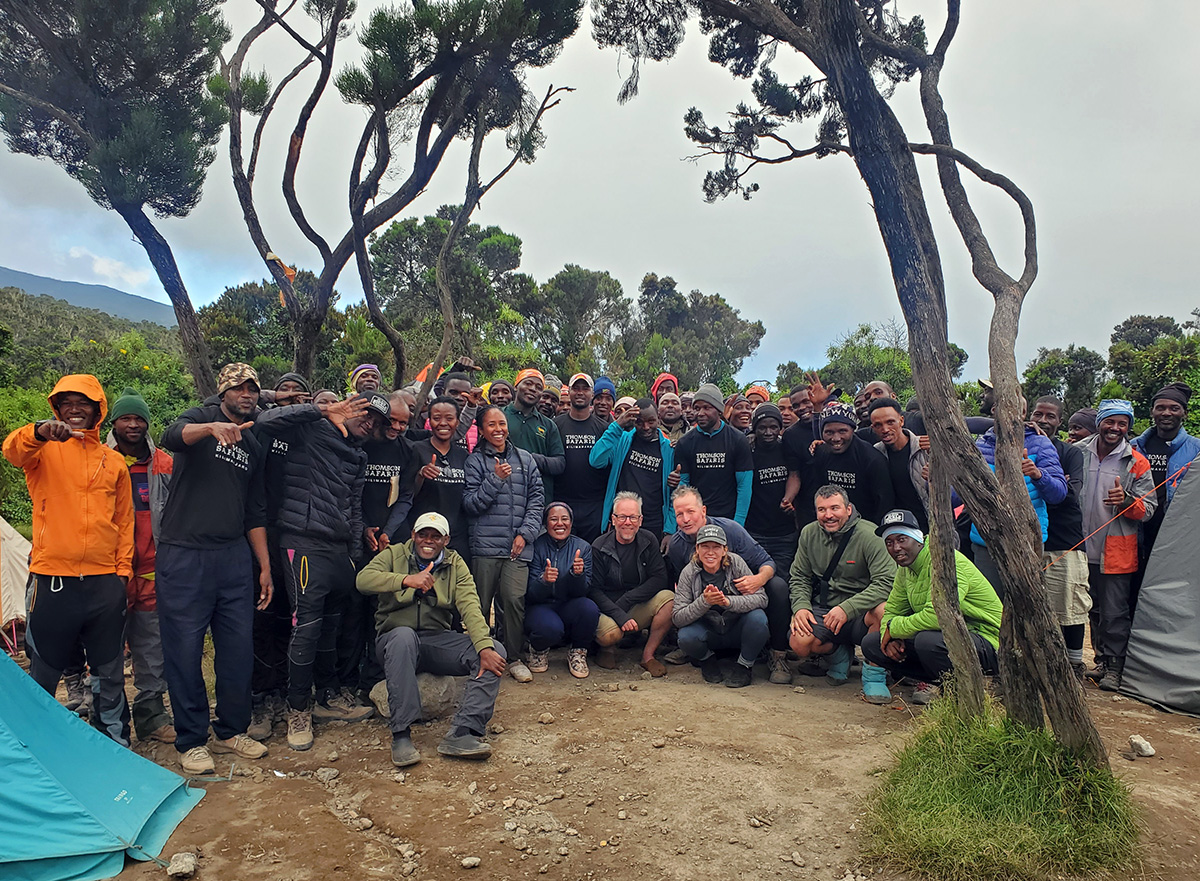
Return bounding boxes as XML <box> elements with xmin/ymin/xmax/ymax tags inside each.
<box><xmin>0</xmin><ymin>82</ymin><xmax>97</xmax><ymax>149</ymax></box>
<box><xmin>252</xmin><ymin>0</ymin><xmax>322</xmax><ymax>57</ymax></box>
<box><xmin>932</xmin><ymin>0</ymin><xmax>960</xmax><ymax>63</ymax></box>
<box><xmin>700</xmin><ymin>0</ymin><xmax>822</xmax><ymax>64</ymax></box>
<box><xmin>852</xmin><ymin>2</ymin><xmax>928</xmax><ymax>68</ymax></box>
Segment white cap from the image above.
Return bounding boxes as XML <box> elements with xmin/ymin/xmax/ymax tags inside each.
<box><xmin>413</xmin><ymin>512</ymin><xmax>450</xmax><ymax>536</ymax></box>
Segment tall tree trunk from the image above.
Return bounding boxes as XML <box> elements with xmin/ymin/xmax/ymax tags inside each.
<box><xmin>116</xmin><ymin>204</ymin><xmax>215</xmax><ymax>398</ymax></box>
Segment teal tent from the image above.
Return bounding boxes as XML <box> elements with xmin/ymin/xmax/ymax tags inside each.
<box><xmin>0</xmin><ymin>652</ymin><xmax>203</xmax><ymax>880</ymax></box>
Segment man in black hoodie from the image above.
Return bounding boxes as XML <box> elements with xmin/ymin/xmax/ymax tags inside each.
<box><xmin>803</xmin><ymin>403</ymin><xmax>893</xmax><ymax>527</ymax></box>
<box><xmin>252</xmin><ymin>391</ymin><xmax>384</xmax><ymax>751</ymax></box>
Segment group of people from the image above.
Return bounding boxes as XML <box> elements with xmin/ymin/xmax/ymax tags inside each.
<box><xmin>6</xmin><ymin>358</ymin><xmax>1196</xmax><ymax>774</ymax></box>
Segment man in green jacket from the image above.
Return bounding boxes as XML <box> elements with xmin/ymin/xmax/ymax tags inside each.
<box><xmin>788</xmin><ymin>484</ymin><xmax>895</xmax><ymax>701</ymax></box>
<box><xmin>861</xmin><ymin>509</ymin><xmax>1002</xmax><ymax>705</ymax></box>
<box><xmin>357</xmin><ymin>512</ymin><xmax>507</xmax><ymax>767</ymax></box>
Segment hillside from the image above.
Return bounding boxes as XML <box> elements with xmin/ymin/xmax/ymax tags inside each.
<box><xmin>0</xmin><ymin>265</ymin><xmax>176</xmax><ymax>326</ymax></box>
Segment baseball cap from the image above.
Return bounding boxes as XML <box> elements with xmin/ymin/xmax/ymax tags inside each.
<box><xmin>413</xmin><ymin>512</ymin><xmax>450</xmax><ymax>536</ymax></box>
<box><xmin>695</xmin><ymin>524</ymin><xmax>728</xmax><ymax>546</ymax></box>
<box><xmin>569</xmin><ymin>372</ymin><xmax>594</xmax><ymax>389</ymax></box>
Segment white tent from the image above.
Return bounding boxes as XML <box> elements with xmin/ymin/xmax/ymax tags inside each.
<box><xmin>1</xmin><ymin>516</ymin><xmax>30</xmax><ymax>631</ymax></box>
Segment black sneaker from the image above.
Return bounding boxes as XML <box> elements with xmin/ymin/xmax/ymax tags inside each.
<box><xmin>437</xmin><ymin>733</ymin><xmax>492</xmax><ymax>760</ymax></box>
<box><xmin>701</xmin><ymin>656</ymin><xmax>724</xmax><ymax>683</ymax></box>
<box><xmin>726</xmin><ymin>664</ymin><xmax>752</xmax><ymax>688</ymax></box>
<box><xmin>391</xmin><ymin>734</ymin><xmax>422</xmax><ymax>767</ymax></box>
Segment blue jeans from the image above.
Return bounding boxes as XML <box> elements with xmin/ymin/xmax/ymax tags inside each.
<box><xmin>524</xmin><ymin>597</ymin><xmax>601</xmax><ymax>650</ymax></box>
<box><xmin>156</xmin><ymin>542</ymin><xmax>254</xmax><ymax>752</ymax></box>
<box><xmin>678</xmin><ymin>608</ymin><xmax>770</xmax><ymax>664</ymax></box>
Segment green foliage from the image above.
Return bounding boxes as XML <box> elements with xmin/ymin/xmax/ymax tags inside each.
<box><xmin>0</xmin><ymin>387</ymin><xmax>52</xmax><ymax>524</ymax></box>
<box><xmin>1109</xmin><ymin>334</ymin><xmax>1200</xmax><ymax>421</ymax></box>
<box><xmin>0</xmin><ymin>0</ymin><xmax>229</xmax><ymax>218</ymax></box>
<box><xmin>862</xmin><ymin>698</ymin><xmax>1138</xmax><ymax>881</ymax></box>
<box><xmin>1110</xmin><ymin>314</ymin><xmax>1182</xmax><ymax>349</ymax></box>
<box><xmin>1022</xmin><ymin>344</ymin><xmax>1107</xmax><ymax>416</ymax></box>
<box><xmin>523</xmin><ymin>265</ymin><xmax>630</xmax><ymax>375</ymax></box>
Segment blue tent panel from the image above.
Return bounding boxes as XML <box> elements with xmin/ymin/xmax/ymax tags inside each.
<box><xmin>0</xmin><ymin>652</ymin><xmax>203</xmax><ymax>881</ymax></box>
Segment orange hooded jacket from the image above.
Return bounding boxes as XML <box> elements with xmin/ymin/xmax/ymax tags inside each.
<box><xmin>2</xmin><ymin>375</ymin><xmax>134</xmax><ymax>579</ymax></box>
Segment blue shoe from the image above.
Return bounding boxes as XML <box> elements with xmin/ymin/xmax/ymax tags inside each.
<box><xmin>861</xmin><ymin>663</ymin><xmax>892</xmax><ymax>704</ymax></box>
<box><xmin>825</xmin><ymin>645</ymin><xmax>851</xmax><ymax>686</ymax></box>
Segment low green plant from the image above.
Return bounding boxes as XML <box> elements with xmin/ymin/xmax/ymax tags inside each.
<box><xmin>861</xmin><ymin>698</ymin><xmax>1138</xmax><ymax>881</ymax></box>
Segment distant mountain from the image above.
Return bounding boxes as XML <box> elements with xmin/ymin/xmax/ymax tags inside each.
<box><xmin>0</xmin><ymin>265</ymin><xmax>176</xmax><ymax>326</ymax></box>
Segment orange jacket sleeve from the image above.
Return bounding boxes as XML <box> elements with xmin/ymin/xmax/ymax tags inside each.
<box><xmin>2</xmin><ymin>423</ymin><xmax>46</xmax><ymax>470</ymax></box>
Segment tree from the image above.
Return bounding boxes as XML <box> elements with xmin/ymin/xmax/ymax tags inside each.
<box><xmin>594</xmin><ymin>0</ymin><xmax>1106</xmax><ymax>765</ymax></box>
<box><xmin>1110</xmin><ymin>314</ymin><xmax>1182</xmax><ymax>349</ymax></box>
<box><xmin>216</xmin><ymin>0</ymin><xmax>582</xmax><ymax>384</ymax></box>
<box><xmin>521</xmin><ymin>265</ymin><xmax>630</xmax><ymax>375</ymax></box>
<box><xmin>1022</xmin><ymin>345</ymin><xmax>1107</xmax><ymax>417</ymax></box>
<box><xmin>822</xmin><ymin>323</ymin><xmax>913</xmax><ymax>401</ymax></box>
<box><xmin>0</xmin><ymin>0</ymin><xmax>227</xmax><ymax>396</ymax></box>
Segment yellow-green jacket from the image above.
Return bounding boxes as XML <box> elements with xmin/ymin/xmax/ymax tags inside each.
<box><xmin>881</xmin><ymin>544</ymin><xmax>1002</xmax><ymax>650</ymax></box>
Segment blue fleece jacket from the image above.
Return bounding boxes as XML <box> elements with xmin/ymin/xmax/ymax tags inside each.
<box><xmin>1132</xmin><ymin>426</ymin><xmax>1200</xmax><ymax>506</ymax></box>
<box><xmin>588</xmin><ymin>420</ymin><xmax>676</xmax><ymax>534</ymax></box>
<box><xmin>969</xmin><ymin>426</ymin><xmax>1066</xmax><ymax>546</ymax></box>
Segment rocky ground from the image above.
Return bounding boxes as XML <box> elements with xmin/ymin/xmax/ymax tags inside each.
<box><xmin>108</xmin><ymin>652</ymin><xmax>1200</xmax><ymax>881</ymax></box>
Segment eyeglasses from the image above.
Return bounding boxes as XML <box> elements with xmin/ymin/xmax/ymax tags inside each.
<box><xmin>612</xmin><ymin>514</ymin><xmax>642</xmax><ymax>522</ymax></box>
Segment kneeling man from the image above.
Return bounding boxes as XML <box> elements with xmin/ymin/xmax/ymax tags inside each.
<box><xmin>357</xmin><ymin>512</ymin><xmax>506</xmax><ymax>767</ymax></box>
<box><xmin>861</xmin><ymin>509</ymin><xmax>1002</xmax><ymax>705</ymax></box>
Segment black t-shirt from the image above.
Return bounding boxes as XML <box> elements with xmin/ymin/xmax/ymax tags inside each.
<box><xmin>618</xmin><ymin>434</ymin><xmax>666</xmax><ymax>536</ymax></box>
<box><xmin>1143</xmin><ymin>433</ymin><xmax>1171</xmax><ymax>508</ymax></box>
<box><xmin>885</xmin><ymin>444</ymin><xmax>928</xmax><ymax>532</ymax></box>
<box><xmin>615</xmin><ymin>538</ymin><xmax>642</xmax><ymax>590</ymax></box>
<box><xmin>1045</xmin><ymin>438</ymin><xmax>1085</xmax><ymax>551</ymax></box>
<box><xmin>361</xmin><ymin>437</ymin><xmax>413</xmax><ymax>529</ymax></box>
<box><xmin>807</xmin><ymin>436</ymin><xmax>894</xmax><ymax>526</ymax></box>
<box><xmin>406</xmin><ymin>439</ymin><xmax>470</xmax><ymax>552</ymax></box>
<box><xmin>674</xmin><ymin>422</ymin><xmax>753</xmax><ymax>520</ymax></box>
<box><xmin>746</xmin><ymin>442</ymin><xmax>793</xmax><ymax>537</ymax></box>
<box><xmin>554</xmin><ymin>412</ymin><xmax>611</xmax><ymax>539</ymax></box>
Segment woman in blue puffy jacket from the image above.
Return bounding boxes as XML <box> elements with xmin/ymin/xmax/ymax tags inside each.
<box><xmin>524</xmin><ymin>502</ymin><xmax>599</xmax><ymax>679</ymax></box>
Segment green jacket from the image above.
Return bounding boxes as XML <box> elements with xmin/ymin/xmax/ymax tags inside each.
<box><xmin>356</xmin><ymin>541</ymin><xmax>494</xmax><ymax>653</ymax></box>
<box><xmin>881</xmin><ymin>544</ymin><xmax>1002</xmax><ymax>650</ymax></box>
<box><xmin>789</xmin><ymin>512</ymin><xmax>895</xmax><ymax>619</ymax></box>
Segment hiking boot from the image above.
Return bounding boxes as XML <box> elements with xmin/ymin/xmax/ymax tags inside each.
<box><xmin>1084</xmin><ymin>658</ymin><xmax>1107</xmax><ymax>682</ymax></box>
<box><xmin>701</xmin><ymin>656</ymin><xmax>724</xmax><ymax>684</ymax></box>
<box><xmin>825</xmin><ymin>645</ymin><xmax>851</xmax><ymax>686</ymax></box>
<box><xmin>639</xmin><ymin>656</ymin><xmax>667</xmax><ymax>678</ymax></box>
<box><xmin>1070</xmin><ymin>661</ymin><xmax>1088</xmax><ymax>681</ymax></box>
<box><xmin>391</xmin><ymin>734</ymin><xmax>422</xmax><ymax>767</ymax></box>
<box><xmin>211</xmin><ymin>732</ymin><xmax>269</xmax><ymax>759</ymax></box>
<box><xmin>508</xmin><ymin>660</ymin><xmax>533</xmax><ymax>683</ymax></box>
<box><xmin>287</xmin><ymin>708</ymin><xmax>313</xmax><ymax>751</ymax></box>
<box><xmin>527</xmin><ymin>648</ymin><xmax>550</xmax><ymax>674</ymax></box>
<box><xmin>726</xmin><ymin>664</ymin><xmax>752</xmax><ymax>688</ymax></box>
<box><xmin>145</xmin><ymin>723</ymin><xmax>177</xmax><ymax>744</ymax></box>
<box><xmin>1099</xmin><ymin>660</ymin><xmax>1124</xmax><ymax>692</ymax></box>
<box><xmin>179</xmin><ymin>746</ymin><xmax>215</xmax><ymax>775</ymax></box>
<box><xmin>595</xmin><ymin>646</ymin><xmax>618</xmax><ymax>669</ymax></box>
<box><xmin>248</xmin><ymin>696</ymin><xmax>274</xmax><ymax>741</ymax></box>
<box><xmin>796</xmin><ymin>658</ymin><xmax>827</xmax><ymax>677</ymax></box>
<box><xmin>437</xmin><ymin>732</ymin><xmax>492</xmax><ymax>760</ymax></box>
<box><xmin>768</xmin><ymin>650</ymin><xmax>793</xmax><ymax>685</ymax></box>
<box><xmin>662</xmin><ymin>648</ymin><xmax>690</xmax><ymax>666</ymax></box>
<box><xmin>911</xmin><ymin>682</ymin><xmax>939</xmax><ymax>705</ymax></box>
<box><xmin>567</xmin><ymin>648</ymin><xmax>590</xmax><ymax>679</ymax></box>
<box><xmin>271</xmin><ymin>692</ymin><xmax>290</xmax><ymax>723</ymax></box>
<box><xmin>62</xmin><ymin>672</ymin><xmax>87</xmax><ymax>711</ymax></box>
<box><xmin>861</xmin><ymin>663</ymin><xmax>892</xmax><ymax>705</ymax></box>
<box><xmin>313</xmin><ymin>690</ymin><xmax>374</xmax><ymax>723</ymax></box>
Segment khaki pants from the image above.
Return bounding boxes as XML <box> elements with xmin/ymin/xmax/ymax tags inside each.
<box><xmin>595</xmin><ymin>590</ymin><xmax>675</xmax><ymax>642</ymax></box>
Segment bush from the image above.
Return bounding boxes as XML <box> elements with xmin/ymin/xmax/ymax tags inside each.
<box><xmin>861</xmin><ymin>698</ymin><xmax>1138</xmax><ymax>881</ymax></box>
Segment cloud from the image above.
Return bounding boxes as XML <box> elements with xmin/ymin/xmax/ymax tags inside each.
<box><xmin>67</xmin><ymin>246</ymin><xmax>152</xmax><ymax>289</ymax></box>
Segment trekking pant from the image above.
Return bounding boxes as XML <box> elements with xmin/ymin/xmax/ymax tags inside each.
<box><xmin>279</xmin><ymin>547</ymin><xmax>356</xmax><ymax>710</ymax></box>
<box><xmin>752</xmin><ymin>532</ymin><xmax>798</xmax><ymax>588</ymax></box>
<box><xmin>472</xmin><ymin>557</ymin><xmax>529</xmax><ymax>658</ymax></box>
<box><xmin>971</xmin><ymin>545</ymin><xmax>1003</xmax><ymax>602</ymax></box>
<box><xmin>335</xmin><ymin>582</ymin><xmax>373</xmax><ymax>693</ymax></box>
<box><xmin>1087</xmin><ymin>564</ymin><xmax>1133</xmax><ymax>663</ymax></box>
<box><xmin>251</xmin><ymin>533</ymin><xmax>292</xmax><ymax>698</ymax></box>
<box><xmin>26</xmin><ymin>573</ymin><xmax>130</xmax><ymax>746</ymax></box>
<box><xmin>860</xmin><ymin>629</ymin><xmax>998</xmax><ymax>683</ymax></box>
<box><xmin>525</xmin><ymin>597</ymin><xmax>601</xmax><ymax>650</ymax></box>
<box><xmin>156</xmin><ymin>542</ymin><xmax>254</xmax><ymax>753</ymax></box>
<box><xmin>678</xmin><ymin>608</ymin><xmax>770</xmax><ymax>665</ymax></box>
<box><xmin>762</xmin><ymin>575</ymin><xmax>792</xmax><ymax>652</ymax></box>
<box><xmin>377</xmin><ymin>627</ymin><xmax>506</xmax><ymax>736</ymax></box>
<box><xmin>127</xmin><ymin>607</ymin><xmax>172</xmax><ymax>740</ymax></box>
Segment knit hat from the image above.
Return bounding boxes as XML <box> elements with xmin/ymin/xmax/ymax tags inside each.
<box><xmin>746</xmin><ymin>384</ymin><xmax>771</xmax><ymax>402</ymax></box>
<box><xmin>650</xmin><ymin>372</ymin><xmax>679</xmax><ymax>401</ymax></box>
<box><xmin>693</xmin><ymin>383</ymin><xmax>725</xmax><ymax>412</ymax></box>
<box><xmin>514</xmin><ymin>368</ymin><xmax>544</xmax><ymax>388</ymax></box>
<box><xmin>820</xmin><ymin>402</ymin><xmax>858</xmax><ymax>430</ymax></box>
<box><xmin>1068</xmin><ymin>407</ymin><xmax>1097</xmax><ymax>433</ymax></box>
<box><xmin>1152</xmin><ymin>381</ymin><xmax>1193</xmax><ymax>408</ymax></box>
<box><xmin>217</xmin><ymin>363</ymin><xmax>260</xmax><ymax>396</ymax></box>
<box><xmin>543</xmin><ymin>373</ymin><xmax>563</xmax><ymax>391</ymax></box>
<box><xmin>487</xmin><ymin>379</ymin><xmax>514</xmax><ymax>402</ymax></box>
<box><xmin>348</xmin><ymin>364</ymin><xmax>381</xmax><ymax>389</ymax></box>
<box><xmin>274</xmin><ymin>372</ymin><xmax>311</xmax><ymax>393</ymax></box>
<box><xmin>751</xmin><ymin>403</ymin><xmax>783</xmax><ymax>431</ymax></box>
<box><xmin>545</xmin><ymin>500</ymin><xmax>574</xmax><ymax>523</ymax></box>
<box><xmin>593</xmin><ymin>376</ymin><xmax>617</xmax><ymax>399</ymax></box>
<box><xmin>615</xmin><ymin>396</ymin><xmax>637</xmax><ymax>409</ymax></box>
<box><xmin>1097</xmin><ymin>399</ymin><xmax>1135</xmax><ymax>424</ymax></box>
<box><xmin>109</xmin><ymin>387</ymin><xmax>151</xmax><ymax>424</ymax></box>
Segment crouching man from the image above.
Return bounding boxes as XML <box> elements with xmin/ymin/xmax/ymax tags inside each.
<box><xmin>861</xmin><ymin>509</ymin><xmax>1002</xmax><ymax>705</ymax></box>
<box><xmin>356</xmin><ymin>512</ymin><xmax>506</xmax><ymax>767</ymax></box>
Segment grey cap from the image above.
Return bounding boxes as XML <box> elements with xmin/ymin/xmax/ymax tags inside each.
<box><xmin>693</xmin><ymin>383</ymin><xmax>725</xmax><ymax>412</ymax></box>
<box><xmin>695</xmin><ymin>523</ymin><xmax>727</xmax><ymax>546</ymax></box>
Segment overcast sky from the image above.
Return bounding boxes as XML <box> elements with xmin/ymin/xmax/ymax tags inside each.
<box><xmin>1</xmin><ymin>2</ymin><xmax>1197</xmax><ymax>386</ymax></box>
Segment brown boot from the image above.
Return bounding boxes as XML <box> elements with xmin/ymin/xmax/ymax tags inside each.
<box><xmin>596</xmin><ymin>646</ymin><xmax>618</xmax><ymax>669</ymax></box>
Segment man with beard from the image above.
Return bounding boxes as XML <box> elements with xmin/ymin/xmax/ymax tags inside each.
<box><xmin>553</xmin><ymin>373</ymin><xmax>611</xmax><ymax>542</ymax></box>
<box><xmin>591</xmin><ymin>398</ymin><xmax>676</xmax><ymax>541</ymax></box>
<box><xmin>674</xmin><ymin>383</ymin><xmax>753</xmax><ymax>523</ymax></box>
<box><xmin>868</xmin><ymin>398</ymin><xmax>930</xmax><ymax>533</ymax></box>
<box><xmin>804</xmin><ymin>403</ymin><xmax>893</xmax><ymax>527</ymax></box>
<box><xmin>657</xmin><ymin>391</ymin><xmax>688</xmax><ymax>443</ymax></box>
<box><xmin>504</xmin><ymin>368</ymin><xmax>566</xmax><ymax>500</ymax></box>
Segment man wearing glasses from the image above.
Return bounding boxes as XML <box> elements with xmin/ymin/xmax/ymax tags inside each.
<box><xmin>588</xmin><ymin>492</ymin><xmax>674</xmax><ymax>676</ymax></box>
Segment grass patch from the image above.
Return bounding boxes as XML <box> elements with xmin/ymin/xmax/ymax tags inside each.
<box><xmin>861</xmin><ymin>697</ymin><xmax>1138</xmax><ymax>881</ymax></box>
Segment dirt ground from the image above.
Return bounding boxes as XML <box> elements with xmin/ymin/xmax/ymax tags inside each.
<box><xmin>106</xmin><ymin>653</ymin><xmax>1200</xmax><ymax>881</ymax></box>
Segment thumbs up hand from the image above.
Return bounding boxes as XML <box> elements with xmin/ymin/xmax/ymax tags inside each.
<box><xmin>543</xmin><ymin>558</ymin><xmax>559</xmax><ymax>583</ymax></box>
<box><xmin>667</xmin><ymin>463</ymin><xmax>682</xmax><ymax>489</ymax></box>
<box><xmin>407</xmin><ymin>559</ymin><xmax>437</xmax><ymax>592</ymax></box>
<box><xmin>1105</xmin><ymin>477</ymin><xmax>1126</xmax><ymax>508</ymax></box>
<box><xmin>420</xmin><ymin>452</ymin><xmax>442</xmax><ymax>480</ymax></box>
<box><xmin>1020</xmin><ymin>447</ymin><xmax>1042</xmax><ymax>481</ymax></box>
<box><xmin>571</xmin><ymin>548</ymin><xmax>585</xmax><ymax>575</ymax></box>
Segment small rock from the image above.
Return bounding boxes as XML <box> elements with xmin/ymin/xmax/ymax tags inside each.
<box><xmin>538</xmin><ymin>712</ymin><xmax>555</xmax><ymax>725</ymax></box>
<box><xmin>1129</xmin><ymin>734</ymin><xmax>1156</xmax><ymax>757</ymax></box>
<box><xmin>651</xmin><ymin>738</ymin><xmax>666</xmax><ymax>748</ymax></box>
<box><xmin>539</xmin><ymin>865</ymin><xmax>549</xmax><ymax>874</ymax></box>
<box><xmin>166</xmin><ymin>852</ymin><xmax>197</xmax><ymax>877</ymax></box>
<box><xmin>557</xmin><ymin>763</ymin><xmax>571</xmax><ymax>774</ymax></box>
<box><xmin>604</xmin><ymin>683</ymin><xmax>620</xmax><ymax>692</ymax></box>
<box><xmin>488</xmin><ymin>722</ymin><xmax>505</xmax><ymax>735</ymax></box>
<box><xmin>793</xmin><ymin>686</ymin><xmax>807</xmax><ymax>694</ymax></box>
<box><xmin>468</xmin><ymin>781</ymin><xmax>478</xmax><ymax>794</ymax></box>
<box><xmin>558</xmin><ymin>846</ymin><xmax>569</xmax><ymax>856</ymax></box>
<box><xmin>641</xmin><ymin>671</ymin><xmax>653</xmax><ymax>680</ymax></box>
<box><xmin>618</xmin><ymin>810</ymin><xmax>628</xmax><ymax>820</ymax></box>
<box><xmin>327</xmin><ymin>751</ymin><xmax>339</xmax><ymax>762</ymax></box>
<box><xmin>488</xmin><ymin>783</ymin><xmax>497</xmax><ymax>792</ymax></box>
<box><xmin>1110</xmin><ymin>695</ymin><xmax>1127</xmax><ymax>702</ymax></box>
<box><xmin>565</xmin><ymin>827</ymin><xmax>579</xmax><ymax>836</ymax></box>
<box><xmin>461</xmin><ymin>856</ymin><xmax>482</xmax><ymax>868</ymax></box>
<box><xmin>315</xmin><ymin>767</ymin><xmax>339</xmax><ymax>783</ymax></box>
<box><xmin>629</xmin><ymin>684</ymin><xmax>639</xmax><ymax>691</ymax></box>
